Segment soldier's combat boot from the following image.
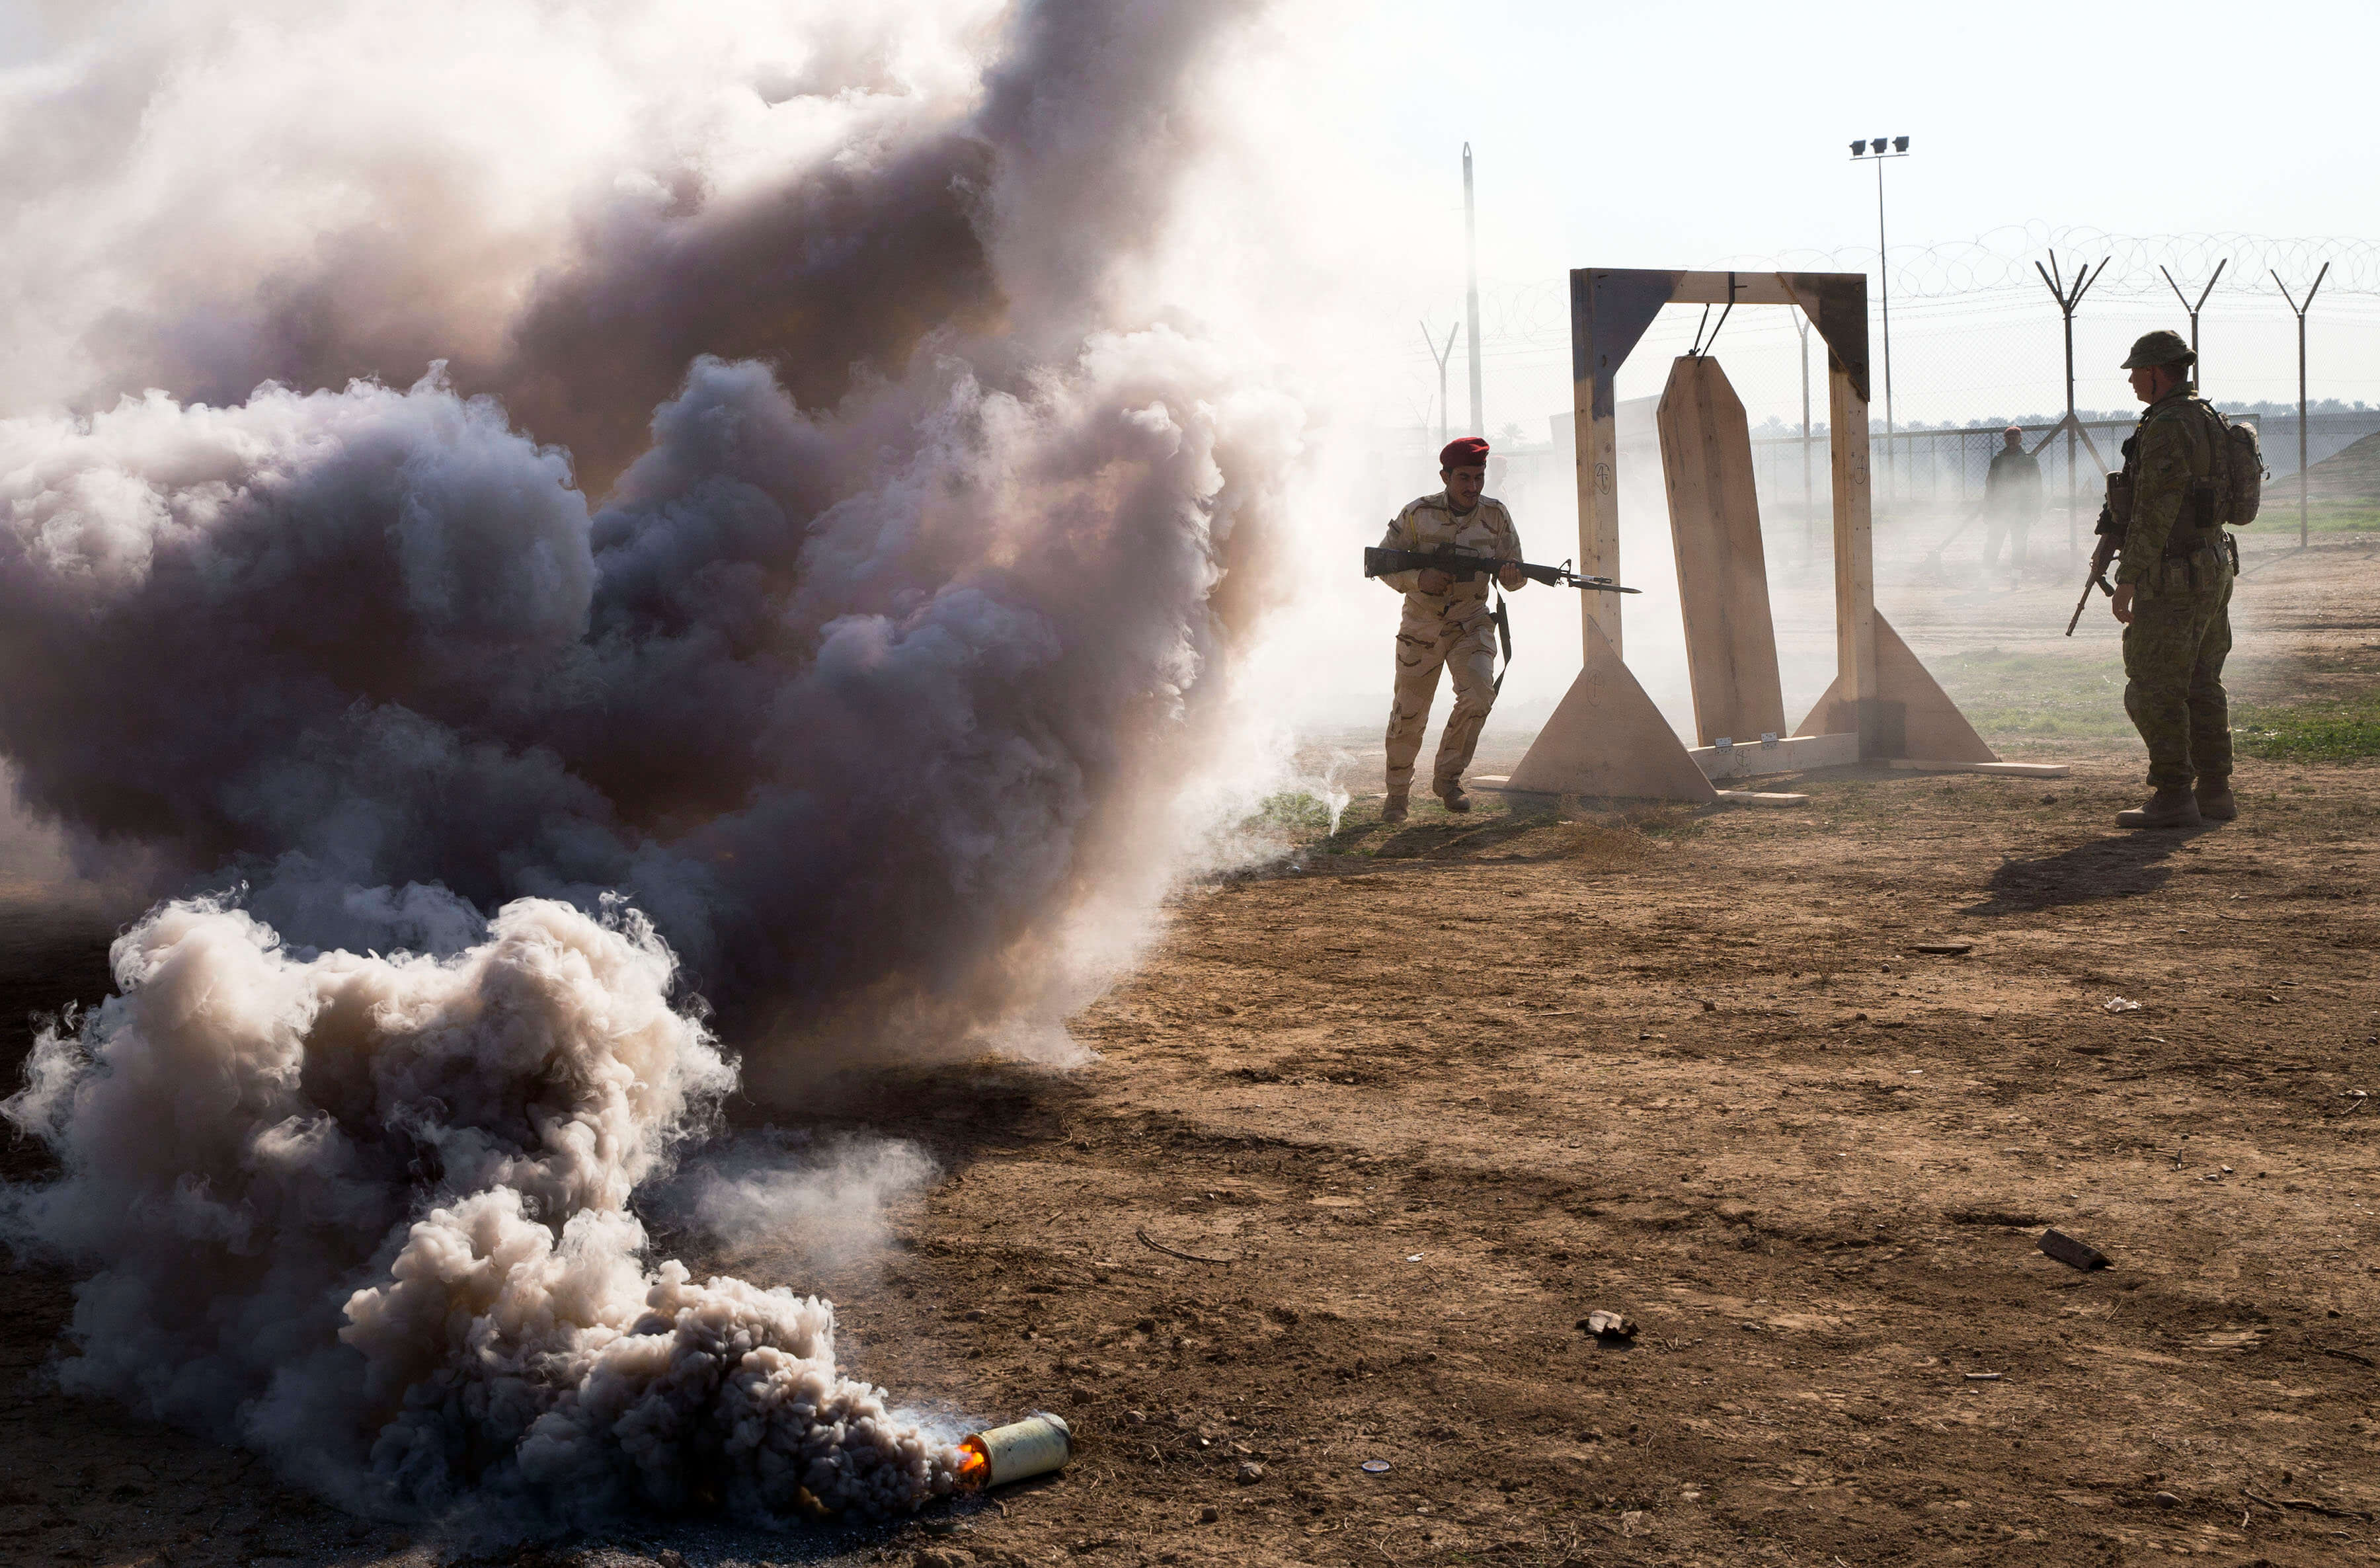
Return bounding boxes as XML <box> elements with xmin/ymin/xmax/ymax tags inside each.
<box><xmin>2115</xmin><ymin>787</ymin><xmax>2202</xmax><ymax>830</ymax></box>
<box><xmin>2194</xmin><ymin>778</ymin><xmax>2238</xmax><ymax>821</ymax></box>
<box><xmin>1379</xmin><ymin>791</ymin><xmax>1409</xmax><ymax>824</ymax></box>
<box><xmin>1435</xmin><ymin>783</ymin><xmax>1471</xmax><ymax>814</ymax></box>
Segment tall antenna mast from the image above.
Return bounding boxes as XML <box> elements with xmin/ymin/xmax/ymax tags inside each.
<box><xmin>1462</xmin><ymin>143</ymin><xmax>1483</xmax><ymax>439</ymax></box>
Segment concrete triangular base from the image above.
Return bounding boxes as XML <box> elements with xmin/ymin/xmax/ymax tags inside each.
<box><xmin>1792</xmin><ymin>612</ymin><xmax>1997</xmax><ymax>764</ymax></box>
<box><xmin>1506</xmin><ymin>621</ymin><xmax>1717</xmax><ymax>803</ymax></box>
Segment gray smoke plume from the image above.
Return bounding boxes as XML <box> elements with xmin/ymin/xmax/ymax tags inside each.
<box><xmin>5</xmin><ymin>894</ymin><xmax>956</xmax><ymax>1525</ymax></box>
<box><xmin>0</xmin><ymin>0</ymin><xmax>1292</xmax><ymax>1050</ymax></box>
<box><xmin>0</xmin><ymin>0</ymin><xmax>1297</xmax><ymax>1534</ymax></box>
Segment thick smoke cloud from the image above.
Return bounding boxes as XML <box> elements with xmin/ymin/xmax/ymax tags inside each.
<box><xmin>0</xmin><ymin>0</ymin><xmax>1298</xmax><ymax>1053</ymax></box>
<box><xmin>4</xmin><ymin>896</ymin><xmax>956</xmax><ymax>1525</ymax></box>
<box><xmin>0</xmin><ymin>0</ymin><xmax>1301</xmax><ymax>1534</ymax></box>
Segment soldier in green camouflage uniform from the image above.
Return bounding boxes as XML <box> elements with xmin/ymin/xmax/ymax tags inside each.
<box><xmin>2098</xmin><ymin>329</ymin><xmax>2236</xmax><ymax>829</ymax></box>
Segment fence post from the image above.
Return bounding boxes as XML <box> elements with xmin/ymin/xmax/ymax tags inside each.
<box><xmin>2036</xmin><ymin>253</ymin><xmax>2110</xmax><ymax>559</ymax></box>
<box><xmin>2273</xmin><ymin>263</ymin><xmax>2329</xmax><ymax>547</ymax></box>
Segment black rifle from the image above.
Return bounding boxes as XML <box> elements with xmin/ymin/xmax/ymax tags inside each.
<box><xmin>1361</xmin><ymin>546</ymin><xmax>1640</xmax><ymax>594</ymax></box>
<box><xmin>2064</xmin><ymin>513</ymin><xmax>2118</xmax><ymax>637</ymax></box>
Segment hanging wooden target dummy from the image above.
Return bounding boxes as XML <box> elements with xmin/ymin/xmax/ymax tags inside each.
<box><xmin>1655</xmin><ymin>354</ymin><xmax>1787</xmax><ymax>748</ymax></box>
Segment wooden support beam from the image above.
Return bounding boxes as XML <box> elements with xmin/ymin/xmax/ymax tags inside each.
<box><xmin>1827</xmin><ymin>348</ymin><xmax>1880</xmax><ymax>750</ymax></box>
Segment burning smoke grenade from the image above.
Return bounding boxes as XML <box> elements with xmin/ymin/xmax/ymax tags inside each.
<box><xmin>0</xmin><ymin>0</ymin><xmax>1290</xmax><ymax>1531</ymax></box>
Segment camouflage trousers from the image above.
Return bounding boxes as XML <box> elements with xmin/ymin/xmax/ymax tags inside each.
<box><xmin>2122</xmin><ymin>543</ymin><xmax>2233</xmax><ymax>791</ymax></box>
<box><xmin>1385</xmin><ymin>606</ymin><xmax>1499</xmax><ymax>796</ymax></box>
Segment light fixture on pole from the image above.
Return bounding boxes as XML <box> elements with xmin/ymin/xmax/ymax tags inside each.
<box><xmin>1848</xmin><ymin>135</ymin><xmax>1910</xmax><ymax>492</ymax></box>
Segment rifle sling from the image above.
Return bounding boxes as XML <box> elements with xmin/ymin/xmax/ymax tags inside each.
<box><xmin>1491</xmin><ymin>591</ymin><xmax>1511</xmax><ymax>694</ymax></box>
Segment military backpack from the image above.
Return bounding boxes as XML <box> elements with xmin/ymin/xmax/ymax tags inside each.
<box><xmin>2110</xmin><ymin>399</ymin><xmax>2268</xmax><ymax>533</ymax></box>
<box><xmin>2206</xmin><ymin>407</ymin><xmax>2266</xmax><ymax>526</ymax></box>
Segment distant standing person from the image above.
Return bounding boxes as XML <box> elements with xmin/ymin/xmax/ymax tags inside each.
<box><xmin>1372</xmin><ymin>436</ymin><xmax>1526</xmax><ymax>822</ymax></box>
<box><xmin>1980</xmin><ymin>426</ymin><xmax>2041</xmax><ymax>585</ymax></box>
<box><xmin>2096</xmin><ymin>330</ymin><xmax>2237</xmax><ymax>829</ymax></box>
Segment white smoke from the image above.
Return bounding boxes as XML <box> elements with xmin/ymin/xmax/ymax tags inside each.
<box><xmin>0</xmin><ymin>0</ymin><xmax>1318</xmax><ymax>1538</ymax></box>
<box><xmin>3</xmin><ymin>894</ymin><xmax>956</xmax><ymax>1526</ymax></box>
<box><xmin>651</xmin><ymin>1130</ymin><xmax>941</xmax><ymax>1279</ymax></box>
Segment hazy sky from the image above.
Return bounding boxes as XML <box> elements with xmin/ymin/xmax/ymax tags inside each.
<box><xmin>16</xmin><ymin>1</ymin><xmax>2364</xmax><ymax>266</ymax></box>
<box><xmin>1242</xmin><ymin>1</ymin><xmax>2377</xmax><ymax>438</ymax></box>
<box><xmin>1329</xmin><ymin>1</ymin><xmax>2374</xmax><ymax>274</ymax></box>
<box><xmin>3</xmin><ymin>0</ymin><xmax>2366</xmax><ymax>428</ymax></box>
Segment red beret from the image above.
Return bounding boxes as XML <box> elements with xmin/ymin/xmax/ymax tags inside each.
<box><xmin>1439</xmin><ymin>436</ymin><xmax>1489</xmax><ymax>469</ymax></box>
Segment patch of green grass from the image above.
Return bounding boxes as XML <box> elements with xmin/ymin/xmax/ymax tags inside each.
<box><xmin>1934</xmin><ymin>645</ymin><xmax>2380</xmax><ymax>758</ymax></box>
<box><xmin>1245</xmin><ymin>790</ymin><xmax>1335</xmax><ymax>838</ymax></box>
<box><xmin>2233</xmin><ymin>691</ymin><xmax>2380</xmax><ymax>761</ymax></box>
<box><xmin>1930</xmin><ymin>647</ymin><xmax>2133</xmax><ymax>740</ymax></box>
<box><xmin>2270</xmin><ymin>500</ymin><xmax>2380</xmax><ymax>536</ymax></box>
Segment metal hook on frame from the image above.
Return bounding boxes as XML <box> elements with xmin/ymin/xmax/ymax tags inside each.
<box><xmin>1688</xmin><ymin>273</ymin><xmax>1741</xmax><ymax>358</ymax></box>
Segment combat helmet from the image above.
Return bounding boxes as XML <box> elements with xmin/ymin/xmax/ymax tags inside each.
<box><xmin>2121</xmin><ymin>329</ymin><xmax>2196</xmax><ymax>369</ymax></box>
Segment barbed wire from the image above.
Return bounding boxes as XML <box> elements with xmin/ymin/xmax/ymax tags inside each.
<box><xmin>1419</xmin><ymin>227</ymin><xmax>2380</xmax><ymax>363</ymax></box>
<box><xmin>1722</xmin><ymin>225</ymin><xmax>2379</xmax><ymax>301</ymax></box>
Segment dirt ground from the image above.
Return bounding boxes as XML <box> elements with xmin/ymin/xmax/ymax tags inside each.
<box><xmin>1</xmin><ymin>533</ymin><xmax>2376</xmax><ymax>1568</ymax></box>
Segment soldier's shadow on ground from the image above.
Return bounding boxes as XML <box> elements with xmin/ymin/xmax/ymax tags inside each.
<box><xmin>1963</xmin><ymin>825</ymin><xmax>2220</xmax><ymax>916</ymax></box>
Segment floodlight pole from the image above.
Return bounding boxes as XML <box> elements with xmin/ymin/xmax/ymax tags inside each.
<box><xmin>2034</xmin><ymin>251</ymin><xmax>2110</xmax><ymax>556</ymax></box>
<box><xmin>2159</xmin><ymin>258</ymin><xmax>2227</xmax><ymax>390</ymax></box>
<box><xmin>1420</xmin><ymin>319</ymin><xmax>1460</xmax><ymax>446</ymax></box>
<box><xmin>1462</xmin><ymin>143</ymin><xmax>1483</xmax><ymax>438</ymax></box>
<box><xmin>1874</xmin><ymin>155</ymin><xmax>1894</xmax><ymax>453</ymax></box>
<box><xmin>1847</xmin><ymin>139</ymin><xmax>1909</xmax><ymax>496</ymax></box>
<box><xmin>2274</xmin><ymin>263</ymin><xmax>2328</xmax><ymax>548</ymax></box>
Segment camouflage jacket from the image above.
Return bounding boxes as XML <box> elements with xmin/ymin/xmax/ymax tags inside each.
<box><xmin>1373</xmin><ymin>492</ymin><xmax>1522</xmax><ymax>622</ymax></box>
<box><xmin>2117</xmin><ymin>389</ymin><xmax>2225</xmax><ymax>586</ymax></box>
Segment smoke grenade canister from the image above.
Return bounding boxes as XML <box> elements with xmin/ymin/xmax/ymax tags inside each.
<box><xmin>955</xmin><ymin>1411</ymin><xmax>1074</xmax><ymax>1491</ymax></box>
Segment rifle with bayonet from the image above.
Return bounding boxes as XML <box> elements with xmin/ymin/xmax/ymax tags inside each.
<box><xmin>2064</xmin><ymin>502</ymin><xmax>2120</xmax><ymax>637</ymax></box>
<box><xmin>1361</xmin><ymin>546</ymin><xmax>1641</xmax><ymax>594</ymax></box>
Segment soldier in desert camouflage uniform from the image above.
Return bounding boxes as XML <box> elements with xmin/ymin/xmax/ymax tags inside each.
<box><xmin>1373</xmin><ymin>436</ymin><xmax>1527</xmax><ymax>822</ymax></box>
<box><xmin>2099</xmin><ymin>329</ymin><xmax>2236</xmax><ymax>829</ymax></box>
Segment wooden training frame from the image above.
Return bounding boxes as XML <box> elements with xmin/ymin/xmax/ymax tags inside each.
<box><xmin>1505</xmin><ymin>268</ymin><xmax>2010</xmax><ymax>801</ymax></box>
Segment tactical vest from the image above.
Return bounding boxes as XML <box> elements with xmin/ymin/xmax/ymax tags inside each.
<box><xmin>2106</xmin><ymin>394</ymin><xmax>2232</xmax><ymax>557</ymax></box>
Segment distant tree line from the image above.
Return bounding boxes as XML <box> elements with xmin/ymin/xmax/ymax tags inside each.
<box><xmin>1749</xmin><ymin>398</ymin><xmax>2374</xmax><ymax>440</ymax></box>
